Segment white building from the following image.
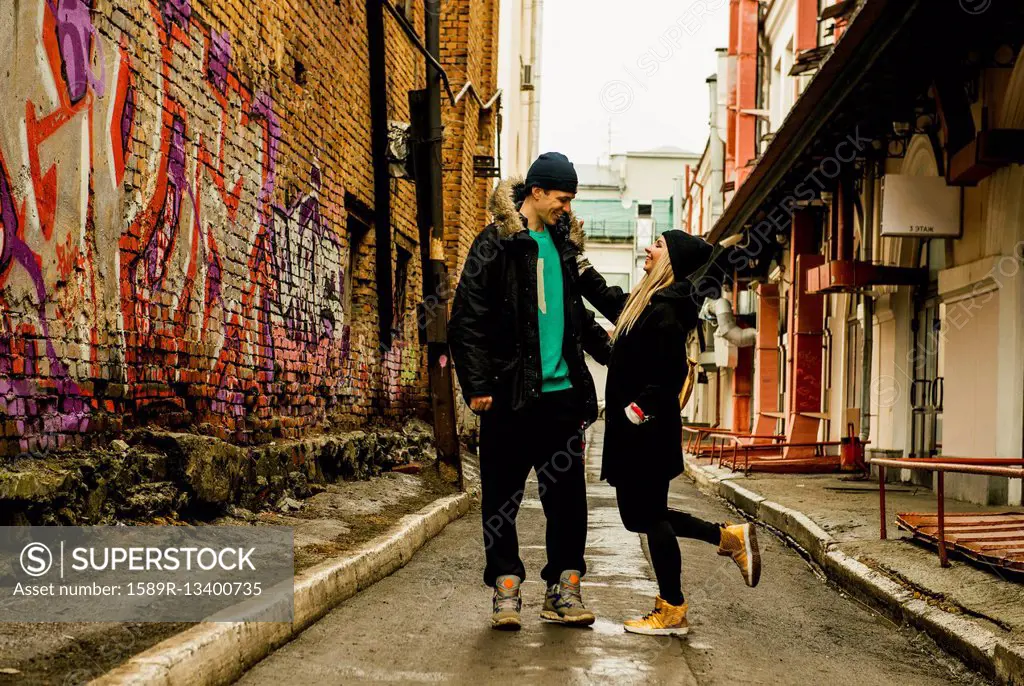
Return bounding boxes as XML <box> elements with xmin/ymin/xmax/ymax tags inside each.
<box><xmin>497</xmin><ymin>0</ymin><xmax>543</xmax><ymax>177</ymax></box>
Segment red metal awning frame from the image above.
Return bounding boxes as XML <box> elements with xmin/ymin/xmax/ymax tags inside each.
<box><xmin>948</xmin><ymin>129</ymin><xmax>1024</xmax><ymax>187</ymax></box>
<box><xmin>805</xmin><ymin>260</ymin><xmax>928</xmax><ymax>294</ymax></box>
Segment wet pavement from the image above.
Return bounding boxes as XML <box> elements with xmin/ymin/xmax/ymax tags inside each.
<box><xmin>236</xmin><ymin>423</ymin><xmax>986</xmax><ymax>685</ymax></box>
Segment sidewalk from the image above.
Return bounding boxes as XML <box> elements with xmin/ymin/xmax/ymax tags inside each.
<box><xmin>684</xmin><ymin>459</ymin><xmax>1024</xmax><ymax>684</ymax></box>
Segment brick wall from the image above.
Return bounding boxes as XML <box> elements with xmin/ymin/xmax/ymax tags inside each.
<box><xmin>0</xmin><ymin>0</ymin><xmax>498</xmax><ymax>455</ymax></box>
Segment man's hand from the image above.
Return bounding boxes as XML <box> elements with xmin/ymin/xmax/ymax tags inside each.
<box><xmin>470</xmin><ymin>396</ymin><xmax>494</xmax><ymax>413</ymax></box>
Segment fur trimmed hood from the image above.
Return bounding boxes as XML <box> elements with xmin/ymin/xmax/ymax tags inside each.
<box><xmin>487</xmin><ymin>176</ymin><xmax>586</xmax><ymax>250</ymax></box>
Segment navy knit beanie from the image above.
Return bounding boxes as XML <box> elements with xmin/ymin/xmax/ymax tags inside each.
<box><xmin>525</xmin><ymin>152</ymin><xmax>578</xmax><ymax>194</ymax></box>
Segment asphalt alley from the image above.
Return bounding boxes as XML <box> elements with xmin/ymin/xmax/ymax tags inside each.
<box><xmin>237</xmin><ymin>422</ymin><xmax>986</xmax><ymax>685</ymax></box>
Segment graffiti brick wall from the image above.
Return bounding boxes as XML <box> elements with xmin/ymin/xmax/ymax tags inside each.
<box><xmin>0</xmin><ymin>0</ymin><xmax>498</xmax><ymax>456</ymax></box>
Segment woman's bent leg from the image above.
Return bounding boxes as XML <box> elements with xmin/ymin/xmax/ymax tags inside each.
<box><xmin>616</xmin><ymin>480</ymin><xmax>685</xmax><ymax>605</ymax></box>
<box><xmin>666</xmin><ymin>509</ymin><xmax>723</xmax><ymax>545</ymax></box>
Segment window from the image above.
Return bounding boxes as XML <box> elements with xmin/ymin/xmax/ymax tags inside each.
<box><xmin>344</xmin><ymin>213</ymin><xmax>370</xmax><ymax>319</ymax></box>
<box><xmin>392</xmin><ymin>247</ymin><xmax>411</xmax><ymax>339</ymax></box>
<box><xmin>637</xmin><ymin>204</ymin><xmax>653</xmax><ymax>218</ymax></box>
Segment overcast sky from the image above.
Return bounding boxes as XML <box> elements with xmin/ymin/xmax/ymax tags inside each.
<box><xmin>536</xmin><ymin>0</ymin><xmax>730</xmax><ymax>164</ymax></box>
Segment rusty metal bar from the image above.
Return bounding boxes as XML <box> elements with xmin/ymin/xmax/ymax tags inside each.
<box><xmin>868</xmin><ymin>458</ymin><xmax>1024</xmax><ymax>479</ymax></box>
<box><xmin>938</xmin><ymin>471</ymin><xmax>949</xmax><ymax>568</ymax></box>
<box><xmin>879</xmin><ymin>463</ymin><xmax>888</xmax><ymax>540</ymax></box>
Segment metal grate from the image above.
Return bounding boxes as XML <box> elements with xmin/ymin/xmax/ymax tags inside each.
<box><xmin>898</xmin><ymin>512</ymin><xmax>1024</xmax><ymax>572</ymax></box>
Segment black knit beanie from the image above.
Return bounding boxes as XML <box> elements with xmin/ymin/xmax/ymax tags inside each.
<box><xmin>525</xmin><ymin>152</ymin><xmax>578</xmax><ymax>194</ymax></box>
<box><xmin>662</xmin><ymin>230</ymin><xmax>714</xmax><ymax>282</ymax></box>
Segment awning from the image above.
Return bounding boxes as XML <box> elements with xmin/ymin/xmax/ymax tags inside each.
<box><xmin>706</xmin><ymin>0</ymin><xmax>1024</xmax><ymax>245</ymax></box>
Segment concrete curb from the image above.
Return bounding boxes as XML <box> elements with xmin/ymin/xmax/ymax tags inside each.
<box><xmin>93</xmin><ymin>492</ymin><xmax>474</xmax><ymax>686</ymax></box>
<box><xmin>683</xmin><ymin>459</ymin><xmax>1024</xmax><ymax>685</ymax></box>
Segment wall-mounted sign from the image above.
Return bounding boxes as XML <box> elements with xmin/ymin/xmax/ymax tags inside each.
<box><xmin>880</xmin><ymin>174</ymin><xmax>962</xmax><ymax>238</ymax></box>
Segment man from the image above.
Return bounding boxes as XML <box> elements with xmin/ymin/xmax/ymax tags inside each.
<box><xmin>448</xmin><ymin>152</ymin><xmax>611</xmax><ymax>631</ymax></box>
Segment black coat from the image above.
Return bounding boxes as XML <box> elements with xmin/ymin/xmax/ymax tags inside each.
<box><xmin>576</xmin><ymin>268</ymin><xmax>701</xmax><ymax>486</ymax></box>
<box><xmin>448</xmin><ymin>178</ymin><xmax>612</xmax><ymax>425</ymax></box>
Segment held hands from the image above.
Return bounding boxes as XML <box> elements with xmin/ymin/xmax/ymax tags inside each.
<box><xmin>624</xmin><ymin>402</ymin><xmax>652</xmax><ymax>425</ymax></box>
<box><xmin>470</xmin><ymin>396</ymin><xmax>494</xmax><ymax>413</ymax></box>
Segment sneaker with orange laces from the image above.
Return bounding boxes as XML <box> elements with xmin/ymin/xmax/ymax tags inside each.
<box><xmin>540</xmin><ymin>570</ymin><xmax>595</xmax><ymax>626</ymax></box>
<box><xmin>491</xmin><ymin>575</ymin><xmax>522</xmax><ymax>631</ymax></box>
<box><xmin>623</xmin><ymin>596</ymin><xmax>689</xmax><ymax>637</ymax></box>
<box><xmin>718</xmin><ymin>522</ymin><xmax>761</xmax><ymax>587</ymax></box>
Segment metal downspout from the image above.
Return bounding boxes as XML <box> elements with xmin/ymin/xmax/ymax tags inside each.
<box><xmin>860</xmin><ymin>161</ymin><xmax>877</xmax><ymax>443</ymax></box>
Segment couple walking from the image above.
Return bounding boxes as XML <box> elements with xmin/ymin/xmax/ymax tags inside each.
<box><xmin>448</xmin><ymin>152</ymin><xmax>761</xmax><ymax>636</ymax></box>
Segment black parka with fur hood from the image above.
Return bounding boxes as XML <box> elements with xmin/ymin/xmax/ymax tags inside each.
<box><xmin>448</xmin><ymin>178</ymin><xmax>612</xmax><ymax>425</ymax></box>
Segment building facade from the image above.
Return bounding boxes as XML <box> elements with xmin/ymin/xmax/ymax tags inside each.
<box><xmin>682</xmin><ymin>0</ymin><xmax>1024</xmax><ymax>506</ymax></box>
<box><xmin>576</xmin><ymin>147</ymin><xmax>698</xmax><ymax>405</ymax></box>
<box><xmin>497</xmin><ymin>0</ymin><xmax>543</xmax><ymax>177</ymax></box>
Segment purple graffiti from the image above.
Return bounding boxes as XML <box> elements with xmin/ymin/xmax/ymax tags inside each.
<box><xmin>141</xmin><ymin>116</ymin><xmax>187</xmax><ymax>288</ymax></box>
<box><xmin>250</xmin><ymin>92</ymin><xmax>280</xmax><ymax>215</ymax></box>
<box><xmin>47</xmin><ymin>0</ymin><xmax>105</xmax><ymax>104</ymax></box>
<box><xmin>205</xmin><ymin>230</ymin><xmax>223</xmax><ymax>311</ymax></box>
<box><xmin>208</xmin><ymin>31</ymin><xmax>231</xmax><ymax>94</ymax></box>
<box><xmin>0</xmin><ymin>163</ymin><xmax>90</xmax><ymax>444</ymax></box>
<box><xmin>249</xmin><ymin>92</ymin><xmax>281</xmax><ymax>376</ymax></box>
<box><xmin>340</xmin><ymin>325</ymin><xmax>351</xmax><ymax>362</ymax></box>
<box><xmin>160</xmin><ymin>0</ymin><xmax>192</xmax><ymax>31</ymax></box>
<box><xmin>120</xmin><ymin>85</ymin><xmax>135</xmax><ymax>159</ymax></box>
<box><xmin>0</xmin><ymin>160</ymin><xmax>14</xmax><ymax>272</ymax></box>
<box><xmin>277</xmin><ymin>167</ymin><xmax>341</xmax><ymax>348</ymax></box>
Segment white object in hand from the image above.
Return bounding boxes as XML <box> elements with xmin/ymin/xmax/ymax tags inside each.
<box><xmin>625</xmin><ymin>402</ymin><xmax>648</xmax><ymax>425</ymax></box>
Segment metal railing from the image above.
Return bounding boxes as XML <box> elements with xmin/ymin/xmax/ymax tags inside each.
<box><xmin>870</xmin><ymin>456</ymin><xmax>1024</xmax><ymax>568</ymax></box>
<box><xmin>584</xmin><ymin>220</ymin><xmax>636</xmax><ymax>241</ymax></box>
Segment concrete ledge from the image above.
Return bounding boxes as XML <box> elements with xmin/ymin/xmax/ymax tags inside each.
<box><xmin>994</xmin><ymin>641</ymin><xmax>1024</xmax><ymax>685</ymax></box>
<box><xmin>718</xmin><ymin>480</ymin><xmax>765</xmax><ymax>516</ymax></box>
<box><xmin>94</xmin><ymin>492</ymin><xmax>473</xmax><ymax>686</ymax></box>
<box><xmin>683</xmin><ymin>459</ymin><xmax>722</xmax><ymax>497</ymax></box>
<box><xmin>818</xmin><ymin>549</ymin><xmax>914</xmax><ymax>621</ymax></box>
<box><xmin>902</xmin><ymin>598</ymin><xmax>999</xmax><ymax>680</ymax></box>
<box><xmin>757</xmin><ymin>500</ymin><xmax>836</xmax><ymax>559</ymax></box>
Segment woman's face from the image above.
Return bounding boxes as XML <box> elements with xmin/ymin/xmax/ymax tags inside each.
<box><xmin>643</xmin><ymin>236</ymin><xmax>668</xmax><ymax>274</ymax></box>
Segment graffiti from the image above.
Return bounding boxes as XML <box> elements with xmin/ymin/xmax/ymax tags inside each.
<box><xmin>48</xmin><ymin>0</ymin><xmax>106</xmax><ymax>103</ymax></box>
<box><xmin>275</xmin><ymin>166</ymin><xmax>344</xmax><ymax>349</ymax></box>
<box><xmin>0</xmin><ymin>0</ymin><xmax>363</xmax><ymax>450</ymax></box>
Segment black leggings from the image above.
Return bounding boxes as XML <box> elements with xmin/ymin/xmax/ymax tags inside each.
<box><xmin>615</xmin><ymin>479</ymin><xmax>722</xmax><ymax>606</ymax></box>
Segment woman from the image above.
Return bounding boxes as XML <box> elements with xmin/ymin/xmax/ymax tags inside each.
<box><xmin>576</xmin><ymin>229</ymin><xmax>762</xmax><ymax>637</ymax></box>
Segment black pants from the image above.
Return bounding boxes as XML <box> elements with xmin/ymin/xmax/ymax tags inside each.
<box><xmin>479</xmin><ymin>390</ymin><xmax>587</xmax><ymax>587</ymax></box>
<box><xmin>615</xmin><ymin>479</ymin><xmax>722</xmax><ymax>606</ymax></box>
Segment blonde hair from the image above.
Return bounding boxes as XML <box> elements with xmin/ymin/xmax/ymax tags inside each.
<box><xmin>611</xmin><ymin>253</ymin><xmax>675</xmax><ymax>343</ymax></box>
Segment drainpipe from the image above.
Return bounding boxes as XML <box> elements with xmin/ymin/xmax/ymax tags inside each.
<box><xmin>860</xmin><ymin>161</ymin><xmax>878</xmax><ymax>443</ymax></box>
<box><xmin>714</xmin><ymin>295</ymin><xmax>757</xmax><ymax>347</ymax></box>
<box><xmin>423</xmin><ymin>0</ymin><xmax>461</xmax><ymax>485</ymax></box>
<box><xmin>367</xmin><ymin>0</ymin><xmax>393</xmax><ymax>349</ymax></box>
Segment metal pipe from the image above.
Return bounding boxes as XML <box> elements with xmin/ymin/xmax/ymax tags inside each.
<box><xmin>713</xmin><ymin>296</ymin><xmax>758</xmax><ymax>347</ymax></box>
<box><xmin>938</xmin><ymin>471</ymin><xmax>948</xmax><ymax>567</ymax></box>
<box><xmin>381</xmin><ymin>0</ymin><xmax>456</xmax><ymax>105</ymax></box>
<box><xmin>879</xmin><ymin>463</ymin><xmax>888</xmax><ymax>539</ymax></box>
<box><xmin>860</xmin><ymin>160</ymin><xmax>877</xmax><ymax>443</ymax></box>
<box><xmin>367</xmin><ymin>0</ymin><xmax>393</xmax><ymax>349</ymax></box>
<box><xmin>868</xmin><ymin>458</ymin><xmax>1024</xmax><ymax>478</ymax></box>
<box><xmin>453</xmin><ymin>82</ymin><xmax>503</xmax><ymax>111</ymax></box>
<box><xmin>422</xmin><ymin>0</ymin><xmax>461</xmax><ymax>485</ymax></box>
